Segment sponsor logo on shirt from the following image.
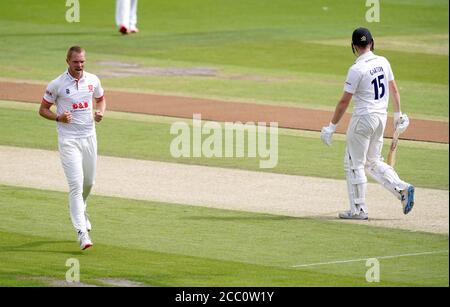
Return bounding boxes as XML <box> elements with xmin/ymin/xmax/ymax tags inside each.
<box><xmin>72</xmin><ymin>101</ymin><xmax>89</xmax><ymax>111</ymax></box>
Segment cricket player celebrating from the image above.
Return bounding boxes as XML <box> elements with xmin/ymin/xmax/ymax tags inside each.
<box><xmin>320</xmin><ymin>28</ymin><xmax>414</xmax><ymax>220</ymax></box>
<box><xmin>39</xmin><ymin>46</ymin><xmax>106</xmax><ymax>249</ymax></box>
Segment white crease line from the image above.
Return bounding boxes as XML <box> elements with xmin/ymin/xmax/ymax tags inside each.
<box><xmin>292</xmin><ymin>250</ymin><xmax>449</xmax><ymax>268</ymax></box>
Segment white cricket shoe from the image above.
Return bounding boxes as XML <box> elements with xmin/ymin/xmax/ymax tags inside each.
<box><xmin>338</xmin><ymin>210</ymin><xmax>368</xmax><ymax>220</ymax></box>
<box><xmin>78</xmin><ymin>231</ymin><xmax>93</xmax><ymax>250</ymax></box>
<box><xmin>400</xmin><ymin>184</ymin><xmax>415</xmax><ymax>215</ymax></box>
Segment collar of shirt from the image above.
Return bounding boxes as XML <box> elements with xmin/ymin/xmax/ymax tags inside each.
<box><xmin>65</xmin><ymin>69</ymin><xmax>85</xmax><ymax>82</ymax></box>
<box><xmin>355</xmin><ymin>51</ymin><xmax>374</xmax><ymax>63</ymax></box>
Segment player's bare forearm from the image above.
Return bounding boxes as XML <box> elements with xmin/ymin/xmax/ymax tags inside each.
<box><xmin>39</xmin><ymin>101</ymin><xmax>57</xmax><ymax>121</ymax></box>
<box><xmin>39</xmin><ymin>101</ymin><xmax>72</xmax><ymax>123</ymax></box>
<box><xmin>94</xmin><ymin>97</ymin><xmax>106</xmax><ymax>122</ymax></box>
<box><xmin>331</xmin><ymin>92</ymin><xmax>352</xmax><ymax>125</ymax></box>
<box><xmin>39</xmin><ymin>106</ymin><xmax>57</xmax><ymax>120</ymax></box>
<box><xmin>95</xmin><ymin>97</ymin><xmax>106</xmax><ymax>113</ymax></box>
<box><xmin>389</xmin><ymin>80</ymin><xmax>401</xmax><ymax>113</ymax></box>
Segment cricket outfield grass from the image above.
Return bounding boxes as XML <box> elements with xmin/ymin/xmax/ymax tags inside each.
<box><xmin>0</xmin><ymin>0</ymin><xmax>448</xmax><ymax>287</ymax></box>
<box><xmin>0</xmin><ymin>185</ymin><xmax>448</xmax><ymax>286</ymax></box>
<box><xmin>0</xmin><ymin>0</ymin><xmax>448</xmax><ymax>119</ymax></box>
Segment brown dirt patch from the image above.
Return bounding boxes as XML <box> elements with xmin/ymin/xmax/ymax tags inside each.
<box><xmin>96</xmin><ymin>278</ymin><xmax>147</xmax><ymax>287</ymax></box>
<box><xmin>29</xmin><ymin>277</ymin><xmax>98</xmax><ymax>287</ymax></box>
<box><xmin>96</xmin><ymin>61</ymin><xmax>293</xmax><ymax>82</ymax></box>
<box><xmin>26</xmin><ymin>276</ymin><xmax>147</xmax><ymax>287</ymax></box>
<box><xmin>0</xmin><ymin>81</ymin><xmax>447</xmax><ymax>143</ymax></box>
<box><xmin>97</xmin><ymin>61</ymin><xmax>218</xmax><ymax>78</ymax></box>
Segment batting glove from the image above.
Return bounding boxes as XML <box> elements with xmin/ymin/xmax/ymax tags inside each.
<box><xmin>321</xmin><ymin>122</ymin><xmax>337</xmax><ymax>146</ymax></box>
<box><xmin>393</xmin><ymin>112</ymin><xmax>409</xmax><ymax>135</ymax></box>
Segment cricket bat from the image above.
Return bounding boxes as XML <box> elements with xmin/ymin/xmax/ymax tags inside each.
<box><xmin>387</xmin><ymin>129</ymin><xmax>400</xmax><ymax>167</ymax></box>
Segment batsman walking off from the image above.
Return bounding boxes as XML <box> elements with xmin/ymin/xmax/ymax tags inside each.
<box><xmin>39</xmin><ymin>46</ymin><xmax>106</xmax><ymax>249</ymax></box>
<box><xmin>321</xmin><ymin>28</ymin><xmax>414</xmax><ymax>220</ymax></box>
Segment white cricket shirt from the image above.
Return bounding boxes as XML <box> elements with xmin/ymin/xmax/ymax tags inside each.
<box><xmin>43</xmin><ymin>70</ymin><xmax>104</xmax><ymax>138</ymax></box>
<box><xmin>344</xmin><ymin>51</ymin><xmax>394</xmax><ymax>116</ymax></box>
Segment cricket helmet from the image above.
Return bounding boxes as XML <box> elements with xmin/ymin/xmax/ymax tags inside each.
<box><xmin>351</xmin><ymin>27</ymin><xmax>374</xmax><ymax>54</ymax></box>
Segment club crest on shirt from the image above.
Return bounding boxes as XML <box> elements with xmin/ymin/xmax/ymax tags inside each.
<box><xmin>88</xmin><ymin>85</ymin><xmax>93</xmax><ymax>92</ymax></box>
<box><xmin>66</xmin><ymin>88</ymin><xmax>70</xmax><ymax>94</ymax></box>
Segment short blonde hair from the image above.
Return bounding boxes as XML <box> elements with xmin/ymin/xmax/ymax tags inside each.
<box><xmin>66</xmin><ymin>46</ymin><xmax>85</xmax><ymax>60</ymax></box>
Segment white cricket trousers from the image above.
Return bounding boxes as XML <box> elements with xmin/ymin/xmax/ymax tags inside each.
<box><xmin>344</xmin><ymin>113</ymin><xmax>408</xmax><ymax>213</ymax></box>
<box><xmin>58</xmin><ymin>135</ymin><xmax>97</xmax><ymax>233</ymax></box>
<box><xmin>115</xmin><ymin>0</ymin><xmax>138</xmax><ymax>30</ymax></box>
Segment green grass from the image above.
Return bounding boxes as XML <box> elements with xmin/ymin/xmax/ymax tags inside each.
<box><xmin>0</xmin><ymin>185</ymin><xmax>448</xmax><ymax>286</ymax></box>
<box><xmin>0</xmin><ymin>0</ymin><xmax>448</xmax><ymax>119</ymax></box>
<box><xmin>0</xmin><ymin>102</ymin><xmax>448</xmax><ymax>190</ymax></box>
<box><xmin>98</xmin><ymin>68</ymin><xmax>449</xmax><ymax>120</ymax></box>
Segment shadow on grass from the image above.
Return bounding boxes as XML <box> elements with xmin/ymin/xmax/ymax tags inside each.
<box><xmin>183</xmin><ymin>213</ymin><xmax>400</xmax><ymax>222</ymax></box>
<box><xmin>0</xmin><ymin>32</ymin><xmax>108</xmax><ymax>38</ymax></box>
<box><xmin>310</xmin><ymin>216</ymin><xmax>401</xmax><ymax>222</ymax></box>
<box><xmin>0</xmin><ymin>240</ymin><xmax>83</xmax><ymax>255</ymax></box>
<box><xmin>184</xmin><ymin>215</ymin><xmax>300</xmax><ymax>221</ymax></box>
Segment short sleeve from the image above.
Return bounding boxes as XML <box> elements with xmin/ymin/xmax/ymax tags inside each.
<box><xmin>94</xmin><ymin>77</ymin><xmax>104</xmax><ymax>99</ymax></box>
<box><xmin>343</xmin><ymin>66</ymin><xmax>362</xmax><ymax>94</ymax></box>
<box><xmin>43</xmin><ymin>80</ymin><xmax>58</xmax><ymax>104</ymax></box>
